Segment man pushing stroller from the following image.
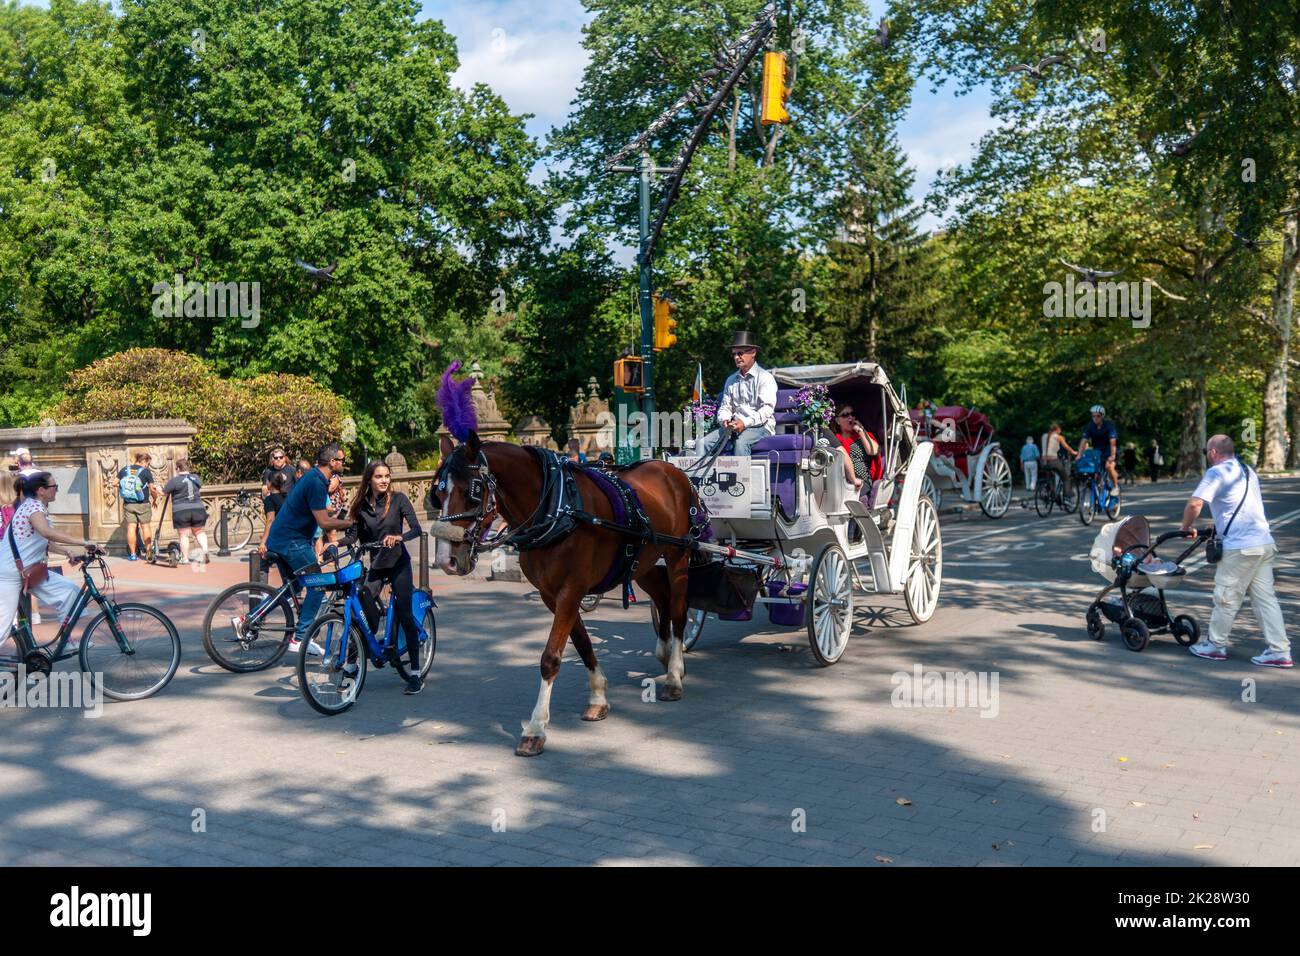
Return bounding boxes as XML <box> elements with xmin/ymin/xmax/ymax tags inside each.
<box><xmin>1180</xmin><ymin>435</ymin><xmax>1290</xmax><ymax>667</ymax></box>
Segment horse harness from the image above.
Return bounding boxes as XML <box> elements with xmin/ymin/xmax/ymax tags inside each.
<box><xmin>437</xmin><ymin>446</ymin><xmax>710</xmax><ymax>607</ymax></box>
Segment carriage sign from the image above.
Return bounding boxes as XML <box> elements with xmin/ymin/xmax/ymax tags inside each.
<box><xmin>669</xmin><ymin>456</ymin><xmax>753</xmax><ymax>518</ymax></box>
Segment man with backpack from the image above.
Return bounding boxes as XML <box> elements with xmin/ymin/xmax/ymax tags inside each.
<box><xmin>1180</xmin><ymin>434</ymin><xmax>1290</xmax><ymax>666</ymax></box>
<box><xmin>118</xmin><ymin>451</ymin><xmax>160</xmax><ymax>561</ymax></box>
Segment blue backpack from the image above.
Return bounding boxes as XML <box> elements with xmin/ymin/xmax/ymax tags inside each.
<box><xmin>119</xmin><ymin>465</ymin><xmax>148</xmax><ymax>503</ymax></box>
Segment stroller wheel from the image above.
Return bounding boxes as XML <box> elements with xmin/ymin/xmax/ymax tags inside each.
<box><xmin>1086</xmin><ymin>607</ymin><xmax>1105</xmax><ymax>641</ymax></box>
<box><xmin>1171</xmin><ymin>614</ymin><xmax>1199</xmax><ymax>647</ymax></box>
<box><xmin>1121</xmin><ymin>618</ymin><xmax>1150</xmax><ymax>652</ymax></box>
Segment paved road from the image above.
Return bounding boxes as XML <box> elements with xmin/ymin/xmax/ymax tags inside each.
<box><xmin>2</xmin><ymin>476</ymin><xmax>1298</xmax><ymax>866</ymax></box>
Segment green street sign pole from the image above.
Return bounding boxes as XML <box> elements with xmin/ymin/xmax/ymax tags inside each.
<box><xmin>637</xmin><ymin>149</ymin><xmax>655</xmax><ymax>456</ymax></box>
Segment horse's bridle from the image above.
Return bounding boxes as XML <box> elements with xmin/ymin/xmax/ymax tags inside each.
<box><xmin>434</xmin><ymin>449</ymin><xmax>501</xmax><ymax>567</ymax></box>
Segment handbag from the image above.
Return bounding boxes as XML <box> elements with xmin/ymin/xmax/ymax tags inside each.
<box><xmin>1205</xmin><ymin>463</ymin><xmax>1250</xmax><ymax>564</ymax></box>
<box><xmin>7</xmin><ymin>510</ymin><xmax>48</xmax><ymax>591</ymax></box>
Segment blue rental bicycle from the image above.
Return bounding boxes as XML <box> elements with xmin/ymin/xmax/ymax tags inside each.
<box><xmin>1076</xmin><ymin>450</ymin><xmax>1122</xmax><ymax>526</ymax></box>
<box><xmin>297</xmin><ymin>543</ymin><xmax>436</xmax><ymax>715</ymax></box>
<box><xmin>2</xmin><ymin>547</ymin><xmax>181</xmax><ymax>700</ymax></box>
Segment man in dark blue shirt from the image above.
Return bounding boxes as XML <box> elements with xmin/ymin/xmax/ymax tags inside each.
<box><xmin>1080</xmin><ymin>404</ymin><xmax>1120</xmax><ymax>491</ymax></box>
<box><xmin>265</xmin><ymin>442</ymin><xmax>353</xmax><ymax>653</ymax></box>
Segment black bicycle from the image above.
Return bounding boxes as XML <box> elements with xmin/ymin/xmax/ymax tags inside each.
<box><xmin>1</xmin><ymin>548</ymin><xmax>181</xmax><ymax>700</ymax></box>
<box><xmin>1034</xmin><ymin>469</ymin><xmax>1079</xmax><ymax>517</ymax></box>
<box><xmin>201</xmin><ymin>551</ymin><xmax>309</xmax><ymax>672</ymax></box>
<box><xmin>215</xmin><ymin>490</ymin><xmax>260</xmax><ymax>553</ymax></box>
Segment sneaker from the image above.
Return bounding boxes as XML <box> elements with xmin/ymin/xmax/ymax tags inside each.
<box><xmin>1189</xmin><ymin>640</ymin><xmax>1228</xmax><ymax>661</ymax></box>
<box><xmin>202</xmin><ymin>551</ymin><xmax>211</xmax><ymax>564</ymax></box>
<box><xmin>126</xmin><ymin>554</ymin><xmax>138</xmax><ymax>562</ymax></box>
<box><xmin>178</xmin><ymin>555</ymin><xmax>189</xmax><ymax>565</ymax></box>
<box><xmin>404</xmin><ymin>676</ymin><xmax>424</xmax><ymax>695</ymax></box>
<box><xmin>1250</xmin><ymin>649</ymin><xmax>1293</xmax><ymax>668</ymax></box>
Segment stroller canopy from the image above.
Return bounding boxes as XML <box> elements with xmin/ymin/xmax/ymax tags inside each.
<box><xmin>1091</xmin><ymin>515</ymin><xmax>1149</xmax><ymax>575</ymax></box>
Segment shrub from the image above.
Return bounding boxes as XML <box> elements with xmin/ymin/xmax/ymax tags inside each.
<box><xmin>50</xmin><ymin>349</ymin><xmax>346</xmax><ymax>482</ymax></box>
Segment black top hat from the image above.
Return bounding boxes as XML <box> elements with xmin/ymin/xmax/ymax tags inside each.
<box><xmin>728</xmin><ymin>330</ymin><xmax>759</xmax><ymax>351</ymax></box>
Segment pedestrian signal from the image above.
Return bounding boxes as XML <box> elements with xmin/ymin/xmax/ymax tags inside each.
<box><xmin>614</xmin><ymin>356</ymin><xmax>645</xmax><ymax>393</ymax></box>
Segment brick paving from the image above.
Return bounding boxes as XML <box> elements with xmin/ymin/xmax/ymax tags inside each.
<box><xmin>1</xmin><ymin>477</ymin><xmax>1298</xmax><ymax>866</ymax></box>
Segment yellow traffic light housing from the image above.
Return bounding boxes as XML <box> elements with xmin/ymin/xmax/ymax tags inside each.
<box><xmin>614</xmin><ymin>355</ymin><xmax>645</xmax><ymax>393</ymax></box>
<box><xmin>653</xmin><ymin>294</ymin><xmax>678</xmax><ymax>350</ymax></box>
<box><xmin>760</xmin><ymin>51</ymin><xmax>790</xmax><ymax>126</ymax></box>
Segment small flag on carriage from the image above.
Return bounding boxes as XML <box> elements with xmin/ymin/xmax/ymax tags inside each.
<box><xmin>692</xmin><ymin>363</ymin><xmax>705</xmax><ymax>403</ymax></box>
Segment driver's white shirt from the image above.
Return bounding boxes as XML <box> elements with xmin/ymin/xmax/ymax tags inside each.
<box><xmin>716</xmin><ymin>362</ymin><xmax>778</xmax><ymax>430</ymax></box>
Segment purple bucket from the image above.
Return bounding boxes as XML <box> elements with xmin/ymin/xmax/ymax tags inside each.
<box><xmin>718</xmin><ymin>608</ymin><xmax>752</xmax><ymax>621</ymax></box>
<box><xmin>766</xmin><ymin>581</ymin><xmax>806</xmax><ymax>627</ymax></box>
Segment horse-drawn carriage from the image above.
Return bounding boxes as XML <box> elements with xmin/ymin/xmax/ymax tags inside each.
<box><xmin>667</xmin><ymin>361</ymin><xmax>942</xmax><ymax>665</ymax></box>
<box><xmin>907</xmin><ymin>405</ymin><xmax>1013</xmax><ymax>518</ymax></box>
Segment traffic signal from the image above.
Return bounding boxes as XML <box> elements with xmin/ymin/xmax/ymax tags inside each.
<box><xmin>760</xmin><ymin>51</ymin><xmax>790</xmax><ymax>126</ymax></box>
<box><xmin>653</xmin><ymin>294</ymin><xmax>678</xmax><ymax>350</ymax></box>
<box><xmin>614</xmin><ymin>355</ymin><xmax>644</xmax><ymax>392</ymax></box>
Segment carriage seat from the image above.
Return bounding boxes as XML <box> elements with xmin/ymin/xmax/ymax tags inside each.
<box><xmin>771</xmin><ymin>388</ymin><xmax>802</xmax><ymax>432</ymax></box>
<box><xmin>749</xmin><ymin>432</ymin><xmax>815</xmax><ymax>519</ymax></box>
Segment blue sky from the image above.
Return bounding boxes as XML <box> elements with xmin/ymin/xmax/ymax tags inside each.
<box><xmin>22</xmin><ymin>0</ymin><xmax>998</xmax><ymax>231</ymax></box>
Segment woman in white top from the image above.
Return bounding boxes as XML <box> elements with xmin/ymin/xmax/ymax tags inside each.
<box><xmin>0</xmin><ymin>471</ymin><xmax>96</xmax><ymax>649</ymax></box>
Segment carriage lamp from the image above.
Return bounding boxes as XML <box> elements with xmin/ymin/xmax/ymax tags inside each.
<box><xmin>760</xmin><ymin>51</ymin><xmax>791</xmax><ymax>125</ymax></box>
<box><xmin>614</xmin><ymin>355</ymin><xmax>645</xmax><ymax>393</ymax></box>
<box><xmin>652</xmin><ymin>294</ymin><xmax>678</xmax><ymax>350</ymax></box>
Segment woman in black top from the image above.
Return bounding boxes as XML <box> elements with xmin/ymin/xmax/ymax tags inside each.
<box><xmin>343</xmin><ymin>460</ymin><xmax>424</xmax><ymax>692</ymax></box>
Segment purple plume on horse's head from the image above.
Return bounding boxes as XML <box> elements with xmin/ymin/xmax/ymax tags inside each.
<box><xmin>437</xmin><ymin>362</ymin><xmax>477</xmax><ymax>442</ymax></box>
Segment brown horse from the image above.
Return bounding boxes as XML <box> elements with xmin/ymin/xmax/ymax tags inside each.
<box><xmin>433</xmin><ymin>432</ymin><xmax>699</xmax><ymax>756</ymax></box>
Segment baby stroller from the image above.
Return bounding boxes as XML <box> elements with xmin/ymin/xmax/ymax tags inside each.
<box><xmin>1085</xmin><ymin>515</ymin><xmax>1209</xmax><ymax>652</ymax></box>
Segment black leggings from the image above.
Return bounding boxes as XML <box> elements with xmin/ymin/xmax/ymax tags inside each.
<box><xmin>369</xmin><ymin>554</ymin><xmax>419</xmax><ymax>671</ymax></box>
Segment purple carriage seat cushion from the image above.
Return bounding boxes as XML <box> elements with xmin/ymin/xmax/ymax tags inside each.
<box><xmin>772</xmin><ymin>388</ymin><xmax>802</xmax><ymax>429</ymax></box>
<box><xmin>750</xmin><ymin>432</ymin><xmax>815</xmax><ymax>519</ymax></box>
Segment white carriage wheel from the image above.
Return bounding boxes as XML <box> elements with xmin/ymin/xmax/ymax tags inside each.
<box><xmin>806</xmin><ymin>543</ymin><xmax>853</xmax><ymax>666</ymax></box>
<box><xmin>904</xmin><ymin>494</ymin><xmax>943</xmax><ymax>624</ymax></box>
<box><xmin>921</xmin><ymin>472</ymin><xmax>941</xmax><ymax>512</ymax></box>
<box><xmin>650</xmin><ymin>603</ymin><xmax>707</xmax><ymax>652</ymax></box>
<box><xmin>979</xmin><ymin>449</ymin><xmax>1012</xmax><ymax>519</ymax></box>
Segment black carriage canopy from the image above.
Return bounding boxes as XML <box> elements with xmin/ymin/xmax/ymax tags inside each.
<box><xmin>771</xmin><ymin>362</ymin><xmax>915</xmax><ymax>477</ymax></box>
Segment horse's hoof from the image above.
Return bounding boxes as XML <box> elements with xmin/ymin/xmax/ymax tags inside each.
<box><xmin>515</xmin><ymin>735</ymin><xmax>546</xmax><ymax>757</ymax></box>
<box><xmin>660</xmin><ymin>684</ymin><xmax>684</xmax><ymax>702</ymax></box>
<box><xmin>581</xmin><ymin>704</ymin><xmax>609</xmax><ymax>721</ymax></box>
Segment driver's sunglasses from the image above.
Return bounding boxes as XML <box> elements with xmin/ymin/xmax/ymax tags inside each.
<box><xmin>731</xmin><ymin>349</ymin><xmax>754</xmax><ymax>357</ymax></box>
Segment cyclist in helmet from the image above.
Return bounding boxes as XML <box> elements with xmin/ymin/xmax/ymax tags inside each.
<box><xmin>1080</xmin><ymin>404</ymin><xmax>1120</xmax><ymax>491</ymax></box>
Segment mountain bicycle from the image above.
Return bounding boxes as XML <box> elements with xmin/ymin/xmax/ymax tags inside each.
<box><xmin>1</xmin><ymin>548</ymin><xmax>181</xmax><ymax>700</ymax></box>
<box><xmin>201</xmin><ymin>547</ymin><xmax>322</xmax><ymax>672</ymax></box>
<box><xmin>297</xmin><ymin>543</ymin><xmax>436</xmax><ymax>715</ymax></box>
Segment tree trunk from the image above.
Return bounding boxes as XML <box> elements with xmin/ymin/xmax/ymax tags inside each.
<box><xmin>1290</xmin><ymin>372</ymin><xmax>1300</xmax><ymax>469</ymax></box>
<box><xmin>1177</xmin><ymin>378</ymin><xmax>1206</xmax><ymax>477</ymax></box>
<box><xmin>1260</xmin><ymin>210</ymin><xmax>1299</xmax><ymax>471</ymax></box>
<box><xmin>727</xmin><ymin>90</ymin><xmax>739</xmax><ymax>173</ymax></box>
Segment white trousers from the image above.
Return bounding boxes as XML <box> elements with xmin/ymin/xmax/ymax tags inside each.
<box><xmin>0</xmin><ymin>565</ymin><xmax>81</xmax><ymax>646</ymax></box>
<box><xmin>1208</xmin><ymin>545</ymin><xmax>1289</xmax><ymax>653</ymax></box>
<box><xmin>1022</xmin><ymin>461</ymin><xmax>1038</xmax><ymax>490</ymax></box>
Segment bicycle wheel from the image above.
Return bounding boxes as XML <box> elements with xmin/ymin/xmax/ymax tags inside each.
<box><xmin>229</xmin><ymin>512</ymin><xmax>255</xmax><ymax>552</ymax></box>
<box><xmin>1034</xmin><ymin>478</ymin><xmax>1055</xmax><ymax>517</ymax></box>
<box><xmin>1079</xmin><ymin>479</ymin><xmax>1097</xmax><ymax>525</ymax></box>
<box><xmin>298</xmin><ymin>614</ymin><xmax>367</xmax><ymax>715</ymax></box>
<box><xmin>1060</xmin><ymin>482</ymin><xmax>1079</xmax><ymax>514</ymax></box>
<box><xmin>391</xmin><ymin>601</ymin><xmax>437</xmax><ymax>683</ymax></box>
<box><xmin>1105</xmin><ymin>482</ymin><xmax>1122</xmax><ymax>520</ymax></box>
<box><xmin>202</xmin><ymin>582</ymin><xmax>294</xmax><ymax>672</ymax></box>
<box><xmin>79</xmin><ymin>602</ymin><xmax>181</xmax><ymax>701</ymax></box>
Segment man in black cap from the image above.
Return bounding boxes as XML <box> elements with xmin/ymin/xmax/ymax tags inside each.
<box><xmin>697</xmin><ymin>330</ymin><xmax>778</xmax><ymax>457</ymax></box>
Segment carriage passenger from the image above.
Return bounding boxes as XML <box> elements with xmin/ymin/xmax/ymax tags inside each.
<box><xmin>831</xmin><ymin>403</ymin><xmax>881</xmax><ymax>501</ymax></box>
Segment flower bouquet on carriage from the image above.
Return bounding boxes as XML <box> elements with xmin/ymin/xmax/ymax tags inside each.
<box><xmin>793</xmin><ymin>383</ymin><xmax>834</xmax><ymax>440</ymax></box>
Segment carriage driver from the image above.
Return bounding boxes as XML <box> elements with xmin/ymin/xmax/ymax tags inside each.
<box><xmin>696</xmin><ymin>331</ymin><xmax>778</xmax><ymax>458</ymax></box>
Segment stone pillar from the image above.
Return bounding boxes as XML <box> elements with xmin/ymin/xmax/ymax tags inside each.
<box><xmin>515</xmin><ymin>416</ymin><xmax>557</xmax><ymax>451</ymax></box>
<box><xmin>568</xmin><ymin>377</ymin><xmax>612</xmax><ymax>457</ymax></box>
